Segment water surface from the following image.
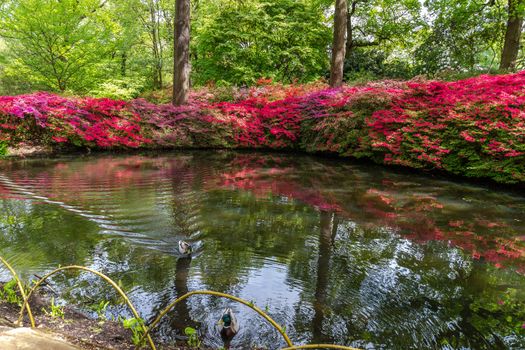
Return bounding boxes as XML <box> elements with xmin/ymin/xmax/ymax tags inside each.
<box><xmin>0</xmin><ymin>151</ymin><xmax>524</xmax><ymax>349</ymax></box>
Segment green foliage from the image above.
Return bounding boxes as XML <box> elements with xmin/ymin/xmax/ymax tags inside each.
<box><xmin>344</xmin><ymin>49</ymin><xmax>414</xmax><ymax>81</ymax></box>
<box><xmin>470</xmin><ymin>285</ymin><xmax>525</xmax><ymax>338</ymax></box>
<box><xmin>184</xmin><ymin>326</ymin><xmax>201</xmax><ymax>347</ymax></box>
<box><xmin>342</xmin><ymin>0</ymin><xmax>423</xmax><ymax>81</ymax></box>
<box><xmin>42</xmin><ymin>297</ymin><xmax>65</xmax><ymax>319</ymax></box>
<box><xmin>193</xmin><ymin>0</ymin><xmax>331</xmax><ymax>85</ymax></box>
<box><xmin>415</xmin><ymin>0</ymin><xmax>506</xmax><ymax>75</ymax></box>
<box><xmin>0</xmin><ymin>0</ymin><xmax>523</xmax><ymax>92</ymax></box>
<box><xmin>120</xmin><ymin>316</ymin><xmax>146</xmax><ymax>347</ymax></box>
<box><xmin>0</xmin><ymin>0</ymin><xmax>123</xmax><ymax>92</ymax></box>
<box><xmin>0</xmin><ymin>140</ymin><xmax>8</xmax><ymax>157</ymax></box>
<box><xmin>0</xmin><ymin>279</ymin><xmax>22</xmax><ymax>306</ymax></box>
<box><xmin>89</xmin><ymin>300</ymin><xmax>110</xmax><ymax>320</ymax></box>
<box><xmin>89</xmin><ymin>78</ymin><xmax>145</xmax><ymax>100</ymax></box>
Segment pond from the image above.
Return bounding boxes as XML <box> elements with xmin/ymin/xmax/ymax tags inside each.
<box><xmin>0</xmin><ymin>151</ymin><xmax>524</xmax><ymax>349</ymax></box>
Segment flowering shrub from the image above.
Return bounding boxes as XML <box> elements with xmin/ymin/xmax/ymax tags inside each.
<box><xmin>0</xmin><ymin>93</ymin><xmax>149</xmax><ymax>148</ymax></box>
<box><xmin>1</xmin><ymin>72</ymin><xmax>525</xmax><ymax>183</ymax></box>
<box><xmin>368</xmin><ymin>73</ymin><xmax>525</xmax><ymax>183</ymax></box>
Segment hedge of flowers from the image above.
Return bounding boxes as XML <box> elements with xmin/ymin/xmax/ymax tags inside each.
<box><xmin>0</xmin><ymin>93</ymin><xmax>149</xmax><ymax>148</ymax></box>
<box><xmin>1</xmin><ymin>72</ymin><xmax>525</xmax><ymax>183</ymax></box>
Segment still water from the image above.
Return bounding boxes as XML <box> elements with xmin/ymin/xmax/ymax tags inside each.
<box><xmin>0</xmin><ymin>151</ymin><xmax>524</xmax><ymax>349</ymax></box>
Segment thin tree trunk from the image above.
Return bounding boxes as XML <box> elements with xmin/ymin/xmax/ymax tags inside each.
<box><xmin>500</xmin><ymin>0</ymin><xmax>524</xmax><ymax>71</ymax></box>
<box><xmin>121</xmin><ymin>52</ymin><xmax>127</xmax><ymax>77</ymax></box>
<box><xmin>173</xmin><ymin>0</ymin><xmax>190</xmax><ymax>106</ymax></box>
<box><xmin>330</xmin><ymin>0</ymin><xmax>348</xmax><ymax>87</ymax></box>
<box><xmin>156</xmin><ymin>0</ymin><xmax>163</xmax><ymax>89</ymax></box>
<box><xmin>345</xmin><ymin>0</ymin><xmax>357</xmax><ymax>60</ymax></box>
<box><xmin>150</xmin><ymin>1</ymin><xmax>161</xmax><ymax>89</ymax></box>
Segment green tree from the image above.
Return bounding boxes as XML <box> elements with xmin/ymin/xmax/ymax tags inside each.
<box><xmin>192</xmin><ymin>0</ymin><xmax>331</xmax><ymax>85</ymax></box>
<box><xmin>343</xmin><ymin>0</ymin><xmax>423</xmax><ymax>80</ymax></box>
<box><xmin>0</xmin><ymin>0</ymin><xmax>121</xmax><ymax>92</ymax></box>
<box><xmin>415</xmin><ymin>0</ymin><xmax>506</xmax><ymax>75</ymax></box>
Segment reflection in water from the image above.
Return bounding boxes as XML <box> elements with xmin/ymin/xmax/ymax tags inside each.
<box><xmin>312</xmin><ymin>211</ymin><xmax>336</xmax><ymax>343</ymax></box>
<box><xmin>172</xmin><ymin>257</ymin><xmax>197</xmax><ymax>332</ymax></box>
<box><xmin>0</xmin><ymin>151</ymin><xmax>524</xmax><ymax>349</ymax></box>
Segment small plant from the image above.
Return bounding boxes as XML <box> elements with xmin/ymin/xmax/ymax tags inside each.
<box><xmin>264</xmin><ymin>303</ymin><xmax>270</xmax><ymax>312</ymax></box>
<box><xmin>120</xmin><ymin>316</ymin><xmax>146</xmax><ymax>347</ymax></box>
<box><xmin>184</xmin><ymin>326</ymin><xmax>201</xmax><ymax>347</ymax></box>
<box><xmin>42</xmin><ymin>297</ymin><xmax>65</xmax><ymax>319</ymax></box>
<box><xmin>90</xmin><ymin>300</ymin><xmax>110</xmax><ymax>320</ymax></box>
<box><xmin>0</xmin><ymin>279</ymin><xmax>23</xmax><ymax>306</ymax></box>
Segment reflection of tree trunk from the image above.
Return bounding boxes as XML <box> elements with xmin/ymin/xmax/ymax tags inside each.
<box><xmin>171</xmin><ymin>257</ymin><xmax>197</xmax><ymax>331</ymax></box>
<box><xmin>170</xmin><ymin>167</ymin><xmax>199</xmax><ymax>332</ymax></box>
<box><xmin>331</xmin><ymin>215</ymin><xmax>339</xmax><ymax>242</ymax></box>
<box><xmin>312</xmin><ymin>211</ymin><xmax>337</xmax><ymax>342</ymax></box>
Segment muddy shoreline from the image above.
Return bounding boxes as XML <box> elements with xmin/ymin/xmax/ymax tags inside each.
<box><xmin>0</xmin><ymin>285</ymin><xmax>212</xmax><ymax>350</ymax></box>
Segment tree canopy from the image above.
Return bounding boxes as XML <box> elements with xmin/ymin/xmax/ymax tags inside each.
<box><xmin>0</xmin><ymin>0</ymin><xmax>524</xmax><ymax>96</ymax></box>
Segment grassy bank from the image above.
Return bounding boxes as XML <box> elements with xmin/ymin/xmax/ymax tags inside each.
<box><xmin>1</xmin><ymin>73</ymin><xmax>524</xmax><ymax>184</ymax></box>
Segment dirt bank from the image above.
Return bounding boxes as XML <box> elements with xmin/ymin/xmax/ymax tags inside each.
<box><xmin>0</xmin><ymin>287</ymin><xmax>209</xmax><ymax>350</ymax></box>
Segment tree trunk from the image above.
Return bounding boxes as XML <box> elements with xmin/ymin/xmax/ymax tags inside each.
<box><xmin>155</xmin><ymin>0</ymin><xmax>163</xmax><ymax>89</ymax></box>
<box><xmin>330</xmin><ymin>0</ymin><xmax>348</xmax><ymax>87</ymax></box>
<box><xmin>173</xmin><ymin>0</ymin><xmax>191</xmax><ymax>106</ymax></box>
<box><xmin>121</xmin><ymin>52</ymin><xmax>127</xmax><ymax>77</ymax></box>
<box><xmin>500</xmin><ymin>0</ymin><xmax>524</xmax><ymax>71</ymax></box>
<box><xmin>345</xmin><ymin>1</ymin><xmax>357</xmax><ymax>61</ymax></box>
<box><xmin>150</xmin><ymin>1</ymin><xmax>163</xmax><ymax>90</ymax></box>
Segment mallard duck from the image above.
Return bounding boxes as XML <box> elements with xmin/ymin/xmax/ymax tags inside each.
<box><xmin>219</xmin><ymin>308</ymin><xmax>239</xmax><ymax>349</ymax></box>
<box><xmin>178</xmin><ymin>240</ymin><xmax>193</xmax><ymax>256</ymax></box>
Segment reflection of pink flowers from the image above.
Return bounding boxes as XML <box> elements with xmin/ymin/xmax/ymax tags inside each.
<box><xmin>0</xmin><ymin>152</ymin><xmax>524</xmax><ymax>274</ymax></box>
<box><xmin>449</xmin><ymin>220</ymin><xmax>464</xmax><ymax>227</ymax></box>
<box><xmin>52</xmin><ymin>136</ymin><xmax>68</xmax><ymax>143</ymax></box>
<box><xmin>498</xmin><ymin>300</ymin><xmax>504</xmax><ymax>305</ymax></box>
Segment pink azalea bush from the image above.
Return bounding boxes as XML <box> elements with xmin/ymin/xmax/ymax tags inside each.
<box><xmin>367</xmin><ymin>74</ymin><xmax>525</xmax><ymax>183</ymax></box>
<box><xmin>0</xmin><ymin>93</ymin><xmax>148</xmax><ymax>148</ymax></box>
<box><xmin>1</xmin><ymin>72</ymin><xmax>525</xmax><ymax>183</ymax></box>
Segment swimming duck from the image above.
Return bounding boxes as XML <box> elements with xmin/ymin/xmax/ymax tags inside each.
<box><xmin>178</xmin><ymin>240</ymin><xmax>193</xmax><ymax>256</ymax></box>
<box><xmin>219</xmin><ymin>308</ymin><xmax>239</xmax><ymax>349</ymax></box>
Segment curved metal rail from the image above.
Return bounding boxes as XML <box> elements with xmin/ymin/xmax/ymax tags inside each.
<box><xmin>0</xmin><ymin>256</ymin><xmax>35</xmax><ymax>327</ymax></box>
<box><xmin>19</xmin><ymin>265</ymin><xmax>156</xmax><ymax>350</ymax></box>
<box><xmin>0</xmin><ymin>257</ymin><xmax>360</xmax><ymax>350</ymax></box>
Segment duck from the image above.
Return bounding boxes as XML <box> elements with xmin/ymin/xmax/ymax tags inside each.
<box><xmin>178</xmin><ymin>240</ymin><xmax>193</xmax><ymax>256</ymax></box>
<box><xmin>219</xmin><ymin>308</ymin><xmax>239</xmax><ymax>349</ymax></box>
